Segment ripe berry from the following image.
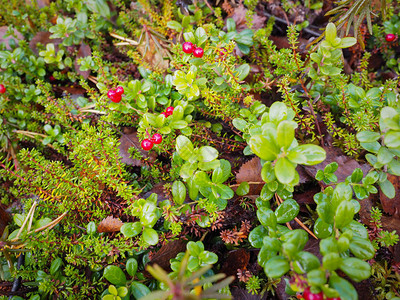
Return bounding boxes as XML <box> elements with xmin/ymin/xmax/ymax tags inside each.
<box><xmin>107</xmin><ymin>89</ymin><xmax>122</xmax><ymax>103</ymax></box>
<box><xmin>303</xmin><ymin>288</ymin><xmax>323</xmax><ymax>300</ymax></box>
<box><xmin>115</xmin><ymin>86</ymin><xmax>124</xmax><ymax>95</ymax></box>
<box><xmin>0</xmin><ymin>84</ymin><xmax>5</xmax><ymax>94</ymax></box>
<box><xmin>141</xmin><ymin>139</ymin><xmax>154</xmax><ymax>151</ymax></box>
<box><xmin>160</xmin><ymin>112</ymin><xmax>168</xmax><ymax>118</ymax></box>
<box><xmin>166</xmin><ymin>106</ymin><xmax>174</xmax><ymax>116</ymax></box>
<box><xmin>151</xmin><ymin>133</ymin><xmax>163</xmax><ymax>144</ymax></box>
<box><xmin>193</xmin><ymin>47</ymin><xmax>204</xmax><ymax>58</ymax></box>
<box><xmin>386</xmin><ymin>34</ymin><xmax>396</xmax><ymax>42</ymax></box>
<box><xmin>326</xmin><ymin>298</ymin><xmax>341</xmax><ymax>300</ymax></box>
<box><xmin>182</xmin><ymin>42</ymin><xmax>195</xmax><ymax>54</ymax></box>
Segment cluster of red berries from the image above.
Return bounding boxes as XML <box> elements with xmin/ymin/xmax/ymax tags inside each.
<box><xmin>160</xmin><ymin>106</ymin><xmax>174</xmax><ymax>118</ymax></box>
<box><xmin>141</xmin><ymin>133</ymin><xmax>163</xmax><ymax>151</ymax></box>
<box><xmin>182</xmin><ymin>42</ymin><xmax>204</xmax><ymax>58</ymax></box>
<box><xmin>385</xmin><ymin>33</ymin><xmax>397</xmax><ymax>42</ymax></box>
<box><xmin>300</xmin><ymin>288</ymin><xmax>340</xmax><ymax>300</ymax></box>
<box><xmin>107</xmin><ymin>86</ymin><xmax>124</xmax><ymax>103</ymax></box>
<box><xmin>0</xmin><ymin>84</ymin><xmax>6</xmax><ymax>94</ymax></box>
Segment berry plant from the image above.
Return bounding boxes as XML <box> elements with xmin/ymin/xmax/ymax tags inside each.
<box><xmin>0</xmin><ymin>1</ymin><xmax>400</xmax><ymax>300</ymax></box>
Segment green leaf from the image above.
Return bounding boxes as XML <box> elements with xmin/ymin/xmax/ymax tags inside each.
<box><xmin>349</xmin><ymin>237</ymin><xmax>375</xmax><ymax>260</ymax></box>
<box><xmin>130</xmin><ymin>281</ymin><xmax>151</xmax><ymax>299</ymax></box>
<box><xmin>108</xmin><ymin>285</ymin><xmax>118</xmax><ymax>295</ymax></box>
<box><xmin>249</xmin><ymin>225</ymin><xmax>268</xmax><ymax>248</ymax></box>
<box><xmin>264</xmin><ymin>256</ymin><xmax>290</xmax><ymax>278</ymax></box>
<box><xmin>213</xmin><ymin>183</ymin><xmax>234</xmax><ymax>199</ymax></box>
<box><xmin>103</xmin><ymin>265</ymin><xmax>127</xmax><ymax>286</ymax></box>
<box><xmin>274</xmin><ymin>157</ymin><xmax>296</xmax><ymax>184</ymax></box>
<box><xmin>342</xmin><ymin>221</ymin><xmax>368</xmax><ymax>239</ymax></box>
<box><xmin>195</xmin><ymin>27</ymin><xmax>207</xmax><ymax>46</ymax></box>
<box><xmin>293</xmin><ymin>251</ymin><xmax>320</xmax><ymax>274</ymax></box>
<box><xmin>183</xmin><ymin>32</ymin><xmax>196</xmax><ymax>44</ymax></box>
<box><xmin>13</xmin><ymin>214</ymin><xmax>25</xmax><ymax>227</ymax></box>
<box><xmin>350</xmin><ymin>168</ymin><xmax>363</xmax><ymax>183</ymax></box>
<box><xmin>317</xmin><ymin>202</ymin><xmax>334</xmax><ymax>224</ymax></box>
<box><xmin>384</xmin><ymin>131</ymin><xmax>400</xmax><ymax>148</ymax></box>
<box><xmin>379</xmin><ymin>178</ymin><xmax>395</xmax><ymax>199</ymax></box>
<box><xmin>232</xmin><ymin>118</ymin><xmax>247</xmax><ymax>131</ymax></box>
<box><xmin>269</xmin><ymin>102</ymin><xmax>287</xmax><ymax>124</ymax></box>
<box><xmin>226</xmin><ymin>18</ymin><xmax>236</xmax><ymax>32</ymax></box>
<box><xmin>249</xmin><ymin>134</ymin><xmax>279</xmax><ymax>161</ymax></box>
<box><xmin>329</xmin><ymin>275</ymin><xmax>357</xmax><ymax>300</ymax></box>
<box><xmin>276</xmin><ymin>121</ymin><xmax>297</xmax><ymax>149</ymax></box>
<box><xmin>356</xmin><ymin>131</ymin><xmax>381</xmax><ymax>143</ymax></box>
<box><xmin>172</xmin><ymin>181</ymin><xmax>186</xmax><ymax>205</ymax></box>
<box><xmin>211</xmin><ymin>159</ymin><xmax>231</xmax><ymax>183</ymax></box>
<box><xmin>126</xmin><ymin>258</ymin><xmax>138</xmax><ymax>277</ymax></box>
<box><xmin>334</xmin><ymin>201</ymin><xmax>354</xmax><ymax>229</ymax></box>
<box><xmin>339</xmin><ymin>257</ymin><xmax>371</xmax><ymax>282</ymax></box>
<box><xmin>322</xmin><ymin>252</ymin><xmax>341</xmax><ymax>271</ymax></box>
<box><xmin>325</xmin><ymin>23</ymin><xmax>337</xmax><ymax>42</ymax></box>
<box><xmin>338</xmin><ymin>37</ymin><xmax>357</xmax><ymax>48</ymax></box>
<box><xmin>236</xmin><ymin>64</ymin><xmax>250</xmax><ymax>81</ymax></box>
<box><xmin>117</xmin><ymin>286</ymin><xmax>128</xmax><ymax>297</ymax></box>
<box><xmin>142</xmin><ymin>228</ymin><xmax>159</xmax><ymax>246</ymax></box>
<box><xmin>377</xmin><ymin>146</ymin><xmax>394</xmax><ymax>164</ymax></box>
<box><xmin>198</xmin><ymin>146</ymin><xmax>218</xmax><ymax>162</ymax></box>
<box><xmin>120</xmin><ymin>222</ymin><xmax>142</xmax><ymax>238</ymax></box>
<box><xmin>275</xmin><ymin>199</ymin><xmax>299</xmax><ymax>223</ymax></box>
<box><xmin>167</xmin><ymin>20</ymin><xmax>182</xmax><ymax>32</ymax></box>
<box><xmin>257</xmin><ymin>207</ymin><xmax>277</xmax><ymax>229</ymax></box>
<box><xmin>313</xmin><ymin>218</ymin><xmax>333</xmax><ymax>239</ymax></box>
<box><xmin>307</xmin><ymin>269</ymin><xmax>327</xmax><ymax>286</ymax></box>
<box><xmin>187</xmin><ymin>241</ymin><xmax>204</xmax><ymax>256</ymax></box>
<box><xmin>199</xmin><ymin>251</ymin><xmax>218</xmax><ymax>265</ymax></box>
<box><xmin>236</xmin><ymin>182</ymin><xmax>250</xmax><ymax>196</ymax></box>
<box><xmin>87</xmin><ymin>221</ymin><xmax>97</xmax><ymax>235</ymax></box>
<box><xmin>50</xmin><ymin>257</ymin><xmax>62</xmax><ymax>275</ymax></box>
<box><xmin>176</xmin><ymin>135</ymin><xmax>194</xmax><ymax>161</ymax></box>
<box><xmin>291</xmin><ymin>144</ymin><xmax>326</xmax><ymax>166</ymax></box>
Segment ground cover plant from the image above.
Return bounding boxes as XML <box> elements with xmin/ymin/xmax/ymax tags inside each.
<box><xmin>0</xmin><ymin>0</ymin><xmax>400</xmax><ymax>299</ymax></box>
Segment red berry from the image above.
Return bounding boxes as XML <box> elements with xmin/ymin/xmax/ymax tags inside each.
<box><xmin>107</xmin><ymin>89</ymin><xmax>122</xmax><ymax>103</ymax></box>
<box><xmin>115</xmin><ymin>86</ymin><xmax>124</xmax><ymax>95</ymax></box>
<box><xmin>0</xmin><ymin>84</ymin><xmax>5</xmax><ymax>94</ymax></box>
<box><xmin>303</xmin><ymin>288</ymin><xmax>323</xmax><ymax>300</ymax></box>
<box><xmin>327</xmin><ymin>298</ymin><xmax>341</xmax><ymax>300</ymax></box>
<box><xmin>150</xmin><ymin>133</ymin><xmax>163</xmax><ymax>144</ymax></box>
<box><xmin>193</xmin><ymin>47</ymin><xmax>204</xmax><ymax>58</ymax></box>
<box><xmin>141</xmin><ymin>139</ymin><xmax>154</xmax><ymax>151</ymax></box>
<box><xmin>49</xmin><ymin>75</ymin><xmax>55</xmax><ymax>82</ymax></box>
<box><xmin>182</xmin><ymin>42</ymin><xmax>195</xmax><ymax>54</ymax></box>
<box><xmin>166</xmin><ymin>106</ymin><xmax>174</xmax><ymax>116</ymax></box>
<box><xmin>386</xmin><ymin>34</ymin><xmax>396</xmax><ymax>42</ymax></box>
<box><xmin>160</xmin><ymin>112</ymin><xmax>168</xmax><ymax>118</ymax></box>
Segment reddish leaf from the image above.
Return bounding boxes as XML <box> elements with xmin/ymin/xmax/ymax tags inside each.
<box><xmin>380</xmin><ymin>174</ymin><xmax>400</xmax><ymax>218</ymax></box>
<box><xmin>29</xmin><ymin>31</ymin><xmax>62</xmax><ymax>55</ymax></box>
<box><xmin>97</xmin><ymin>216</ymin><xmax>123</xmax><ymax>233</ymax></box>
<box><xmin>74</xmin><ymin>42</ymin><xmax>92</xmax><ymax>79</ymax></box>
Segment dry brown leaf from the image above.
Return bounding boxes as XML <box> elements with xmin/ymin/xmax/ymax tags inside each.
<box><xmin>118</xmin><ymin>132</ymin><xmax>156</xmax><ymax>166</ymax></box>
<box><xmin>147</xmin><ymin>239</ymin><xmax>186</xmax><ymax>272</ymax></box>
<box><xmin>0</xmin><ymin>206</ymin><xmax>11</xmax><ymax>236</ymax></box>
<box><xmin>229</xmin><ymin>4</ymin><xmax>266</xmax><ymax>32</ymax></box>
<box><xmin>97</xmin><ymin>216</ymin><xmax>123</xmax><ymax>233</ymax></box>
<box><xmin>29</xmin><ymin>31</ymin><xmax>62</xmax><ymax>55</ymax></box>
<box><xmin>236</xmin><ymin>157</ymin><xmax>262</xmax><ymax>183</ymax></box>
<box><xmin>137</xmin><ymin>37</ymin><xmax>169</xmax><ymax>70</ymax></box>
<box><xmin>0</xmin><ymin>26</ymin><xmax>24</xmax><ymax>50</ymax></box>
<box><xmin>220</xmin><ymin>249</ymin><xmax>250</xmax><ymax>277</ymax></box>
<box><xmin>379</xmin><ymin>174</ymin><xmax>400</xmax><ymax>218</ymax></box>
<box><xmin>74</xmin><ymin>42</ymin><xmax>92</xmax><ymax>79</ymax></box>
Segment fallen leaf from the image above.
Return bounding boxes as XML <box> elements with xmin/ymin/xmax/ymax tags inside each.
<box><xmin>97</xmin><ymin>216</ymin><xmax>123</xmax><ymax>233</ymax></box>
<box><xmin>236</xmin><ymin>157</ymin><xmax>262</xmax><ymax>183</ymax></box>
<box><xmin>229</xmin><ymin>5</ymin><xmax>266</xmax><ymax>32</ymax></box>
<box><xmin>74</xmin><ymin>42</ymin><xmax>92</xmax><ymax>79</ymax></box>
<box><xmin>302</xmin><ymin>147</ymin><xmax>371</xmax><ymax>186</ymax></box>
<box><xmin>137</xmin><ymin>35</ymin><xmax>169</xmax><ymax>70</ymax></box>
<box><xmin>29</xmin><ymin>31</ymin><xmax>62</xmax><ymax>55</ymax></box>
<box><xmin>147</xmin><ymin>239</ymin><xmax>187</xmax><ymax>272</ymax></box>
<box><xmin>220</xmin><ymin>248</ymin><xmax>250</xmax><ymax>277</ymax></box>
<box><xmin>0</xmin><ymin>205</ymin><xmax>11</xmax><ymax>237</ymax></box>
<box><xmin>118</xmin><ymin>132</ymin><xmax>156</xmax><ymax>166</ymax></box>
<box><xmin>0</xmin><ymin>26</ymin><xmax>24</xmax><ymax>50</ymax></box>
<box><xmin>26</xmin><ymin>0</ymin><xmax>49</xmax><ymax>8</ymax></box>
<box><xmin>379</xmin><ymin>174</ymin><xmax>400</xmax><ymax>218</ymax></box>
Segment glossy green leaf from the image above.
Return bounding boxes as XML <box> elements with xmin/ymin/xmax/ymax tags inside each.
<box><xmin>120</xmin><ymin>222</ymin><xmax>142</xmax><ymax>238</ymax></box>
<box><xmin>325</xmin><ymin>23</ymin><xmax>337</xmax><ymax>42</ymax></box>
<box><xmin>335</xmin><ymin>201</ymin><xmax>354</xmax><ymax>229</ymax></box>
<box><xmin>232</xmin><ymin>118</ymin><xmax>247</xmax><ymax>131</ymax></box>
<box><xmin>257</xmin><ymin>207</ymin><xmax>277</xmax><ymax>229</ymax></box>
<box><xmin>264</xmin><ymin>256</ymin><xmax>290</xmax><ymax>278</ymax></box>
<box><xmin>320</xmin><ymin>237</ymin><xmax>338</xmax><ymax>255</ymax></box>
<box><xmin>275</xmin><ymin>199</ymin><xmax>299</xmax><ymax>223</ymax></box>
<box><xmin>307</xmin><ymin>269</ymin><xmax>327</xmax><ymax>286</ymax></box>
<box><xmin>384</xmin><ymin>131</ymin><xmax>400</xmax><ymax>148</ymax></box>
<box><xmin>317</xmin><ymin>202</ymin><xmax>334</xmax><ymax>224</ymax></box>
<box><xmin>329</xmin><ymin>275</ymin><xmax>357</xmax><ymax>300</ymax></box>
<box><xmin>377</xmin><ymin>146</ymin><xmax>394</xmax><ymax>164</ymax></box>
<box><xmin>379</xmin><ymin>178</ymin><xmax>395</xmax><ymax>199</ymax></box>
<box><xmin>198</xmin><ymin>251</ymin><xmax>218</xmax><ymax>265</ymax></box>
<box><xmin>249</xmin><ymin>134</ymin><xmax>279</xmax><ymax>161</ymax></box>
<box><xmin>276</xmin><ymin>120</ymin><xmax>297</xmax><ymax>149</ymax></box>
<box><xmin>211</xmin><ymin>159</ymin><xmax>231</xmax><ymax>183</ymax></box>
<box><xmin>349</xmin><ymin>236</ymin><xmax>375</xmax><ymax>260</ymax></box>
<box><xmin>293</xmin><ymin>251</ymin><xmax>320</xmax><ymax>274</ymax></box>
<box><xmin>322</xmin><ymin>252</ymin><xmax>341</xmax><ymax>271</ymax></box>
<box><xmin>249</xmin><ymin>225</ymin><xmax>268</xmax><ymax>248</ymax></box>
<box><xmin>269</xmin><ymin>102</ymin><xmax>288</xmax><ymax>124</ymax></box>
<box><xmin>313</xmin><ymin>218</ymin><xmax>333</xmax><ymax>238</ymax></box>
<box><xmin>50</xmin><ymin>257</ymin><xmax>62</xmax><ymax>275</ymax></box>
<box><xmin>103</xmin><ymin>265</ymin><xmax>127</xmax><ymax>286</ymax></box>
<box><xmin>291</xmin><ymin>144</ymin><xmax>326</xmax><ymax>166</ymax></box>
<box><xmin>172</xmin><ymin>180</ymin><xmax>186</xmax><ymax>205</ymax></box>
<box><xmin>176</xmin><ymin>135</ymin><xmax>194</xmax><ymax>161</ymax></box>
<box><xmin>236</xmin><ymin>182</ymin><xmax>250</xmax><ymax>196</ymax></box>
<box><xmin>130</xmin><ymin>281</ymin><xmax>151</xmax><ymax>299</ymax></box>
<box><xmin>261</xmin><ymin>162</ymin><xmax>276</xmax><ymax>183</ymax></box>
<box><xmin>198</xmin><ymin>146</ymin><xmax>218</xmax><ymax>162</ymax></box>
<box><xmin>275</xmin><ymin>157</ymin><xmax>296</xmax><ymax>184</ymax></box>
<box><xmin>142</xmin><ymin>227</ymin><xmax>159</xmax><ymax>245</ymax></box>
<box><xmin>331</xmin><ymin>183</ymin><xmax>352</xmax><ymax>212</ymax></box>
<box><xmin>126</xmin><ymin>258</ymin><xmax>138</xmax><ymax>277</ymax></box>
<box><xmin>258</xmin><ymin>247</ymin><xmax>276</xmax><ymax>267</ymax></box>
<box><xmin>340</xmin><ymin>257</ymin><xmax>371</xmax><ymax>282</ymax></box>
<box><xmin>356</xmin><ymin>131</ymin><xmax>381</xmax><ymax>143</ymax></box>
